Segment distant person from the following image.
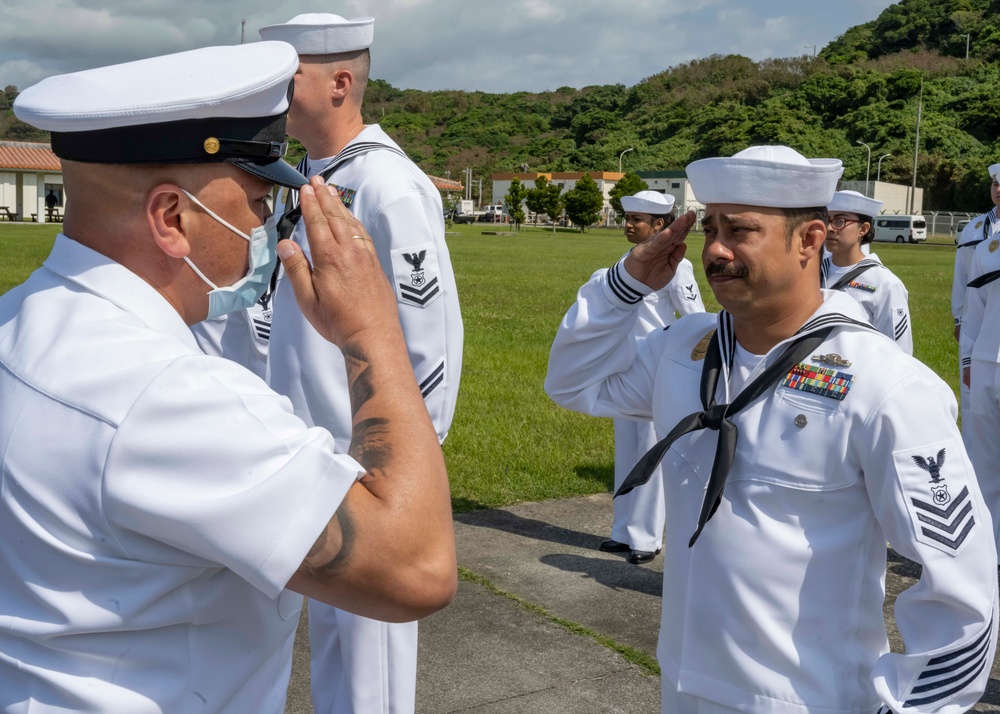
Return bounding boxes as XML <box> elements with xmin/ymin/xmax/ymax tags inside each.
<box><xmin>260</xmin><ymin>13</ymin><xmax>463</xmax><ymax>714</ymax></box>
<box><xmin>821</xmin><ymin>190</ymin><xmax>912</xmax><ymax>354</ymax></box>
<box><xmin>1</xmin><ymin>42</ymin><xmax>456</xmax><ymax>712</ymax></box>
<box><xmin>952</xmin><ymin>163</ymin><xmax>999</xmax><ymax>432</ymax></box>
<box><xmin>547</xmin><ymin>145</ymin><xmax>997</xmax><ymax>714</ymax></box>
<box><xmin>44</xmin><ymin>189</ymin><xmax>57</xmax><ymax>219</ymax></box>
<box><xmin>600</xmin><ymin>190</ymin><xmax>704</xmax><ymax>565</ymax></box>
<box><xmin>958</xmin><ymin>164</ymin><xmax>1000</xmax><ymax>558</ymax></box>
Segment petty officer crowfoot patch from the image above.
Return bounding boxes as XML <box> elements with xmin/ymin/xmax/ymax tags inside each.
<box><xmin>391</xmin><ymin>242</ymin><xmax>442</xmax><ymax>308</ymax></box>
<box><xmin>898</xmin><ymin>442</ymin><xmax>978</xmax><ymax>555</ymax></box>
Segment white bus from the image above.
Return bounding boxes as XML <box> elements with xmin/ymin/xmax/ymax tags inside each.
<box><xmin>872</xmin><ymin>215</ymin><xmax>927</xmax><ymax>244</ymax></box>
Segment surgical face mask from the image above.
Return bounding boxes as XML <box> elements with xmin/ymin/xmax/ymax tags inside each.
<box><xmin>182</xmin><ymin>189</ymin><xmax>278</xmax><ymax>319</ymax></box>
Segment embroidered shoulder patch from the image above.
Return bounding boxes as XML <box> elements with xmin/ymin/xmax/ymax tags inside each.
<box><xmin>331</xmin><ymin>184</ymin><xmax>357</xmax><ymax>207</ymax></box>
<box><xmin>846</xmin><ymin>281</ymin><xmax>877</xmax><ymax>293</ymax></box>
<box><xmin>896</xmin><ymin>442</ymin><xmax>978</xmax><ymax>556</ymax></box>
<box><xmin>390</xmin><ymin>242</ymin><xmax>442</xmax><ymax>308</ymax></box>
<box><xmin>781</xmin><ymin>362</ymin><xmax>854</xmax><ymax>401</ymax></box>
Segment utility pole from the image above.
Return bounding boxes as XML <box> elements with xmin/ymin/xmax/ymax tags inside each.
<box><xmin>240</xmin><ymin>19</ymin><xmax>246</xmax><ymax>44</ymax></box>
<box><xmin>618</xmin><ymin>147</ymin><xmax>633</xmax><ymax>174</ymax></box>
<box><xmin>876</xmin><ymin>154</ymin><xmax>891</xmax><ymax>183</ymax></box>
<box><xmin>961</xmin><ymin>33</ymin><xmax>970</xmax><ymax>60</ymax></box>
<box><xmin>857</xmin><ymin>140</ymin><xmax>872</xmax><ymax>197</ymax></box>
<box><xmin>910</xmin><ymin>81</ymin><xmax>923</xmax><ymax>215</ymax></box>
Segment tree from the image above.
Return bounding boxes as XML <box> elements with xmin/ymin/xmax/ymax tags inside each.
<box><xmin>504</xmin><ymin>177</ymin><xmax>529</xmax><ymax>231</ymax></box>
<box><xmin>525</xmin><ymin>175</ymin><xmax>564</xmax><ymax>232</ymax></box>
<box><xmin>608</xmin><ymin>173</ymin><xmax>649</xmax><ymax>219</ymax></box>
<box><xmin>563</xmin><ymin>173</ymin><xmax>604</xmax><ymax>232</ymax></box>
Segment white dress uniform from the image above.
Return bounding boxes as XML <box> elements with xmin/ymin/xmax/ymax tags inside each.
<box><xmin>820</xmin><ymin>253</ymin><xmax>913</xmax><ymax>354</ymax></box>
<box><xmin>190</xmin><ymin>301</ymin><xmax>272</xmax><ymax>378</ymax></box>
<box><xmin>952</xmin><ymin>209</ymin><xmax>996</xmax><ymax>427</ymax></box>
<box><xmin>609</xmin><ymin>257</ymin><xmax>704</xmax><ymax>553</ymax></box>
<box><xmin>958</xmin><ymin>213</ymin><xmax>1000</xmax><ymax>557</ymax></box>
<box><xmin>0</xmin><ymin>237</ymin><xmax>361</xmax><ymax>712</ymax></box>
<box><xmin>546</xmin><ymin>259</ymin><xmax>998</xmax><ymax>714</ymax></box>
<box><xmin>268</xmin><ymin>125</ymin><xmax>463</xmax><ymax>714</ymax></box>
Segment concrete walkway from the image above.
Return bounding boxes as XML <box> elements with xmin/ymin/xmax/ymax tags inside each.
<box><xmin>286</xmin><ymin>493</ymin><xmax>1000</xmax><ymax>713</ymax></box>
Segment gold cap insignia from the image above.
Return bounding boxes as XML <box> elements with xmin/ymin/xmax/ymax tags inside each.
<box><xmin>203</xmin><ymin>137</ymin><xmax>221</xmax><ymax>155</ymax></box>
<box><xmin>691</xmin><ymin>329</ymin><xmax>716</xmax><ymax>361</ymax></box>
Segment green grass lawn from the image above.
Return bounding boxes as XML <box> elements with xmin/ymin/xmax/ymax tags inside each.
<box><xmin>0</xmin><ymin>222</ymin><xmax>963</xmax><ymax>511</ymax></box>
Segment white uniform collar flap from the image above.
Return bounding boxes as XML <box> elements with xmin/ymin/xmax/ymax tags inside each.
<box><xmin>43</xmin><ymin>234</ymin><xmax>200</xmax><ymax>350</ymax></box>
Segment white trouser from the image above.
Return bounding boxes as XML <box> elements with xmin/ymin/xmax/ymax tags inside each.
<box><xmin>612</xmin><ymin>417</ymin><xmax>665</xmax><ymax>553</ymax></box>
<box><xmin>308</xmin><ymin>600</ymin><xmax>418</xmax><ymax>714</ymax></box>
<box><xmin>966</xmin><ymin>359</ymin><xmax>1000</xmax><ymax>562</ymax></box>
<box><xmin>661</xmin><ymin>684</ymin><xmax>742</xmax><ymax>713</ymax></box>
<box><xmin>661</xmin><ymin>682</ymin><xmax>887</xmax><ymax>714</ymax></box>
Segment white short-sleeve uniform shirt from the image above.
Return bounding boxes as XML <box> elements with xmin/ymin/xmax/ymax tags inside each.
<box><xmin>0</xmin><ymin>236</ymin><xmax>362</xmax><ymax>713</ymax></box>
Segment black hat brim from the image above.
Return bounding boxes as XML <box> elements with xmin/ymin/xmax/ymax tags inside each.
<box><xmin>234</xmin><ymin>158</ymin><xmax>307</xmax><ymax>189</ymax></box>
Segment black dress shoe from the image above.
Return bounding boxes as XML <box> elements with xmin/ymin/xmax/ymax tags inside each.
<box><xmin>599</xmin><ymin>538</ymin><xmax>630</xmax><ymax>553</ymax></box>
<box><xmin>628</xmin><ymin>548</ymin><xmax>660</xmax><ymax>565</ymax></box>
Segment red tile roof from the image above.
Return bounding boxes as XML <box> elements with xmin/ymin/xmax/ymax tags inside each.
<box><xmin>427</xmin><ymin>174</ymin><xmax>463</xmax><ymax>192</ymax></box>
<box><xmin>0</xmin><ymin>141</ymin><xmax>61</xmax><ymax>172</ymax></box>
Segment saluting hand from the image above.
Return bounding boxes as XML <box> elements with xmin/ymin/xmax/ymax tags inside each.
<box><xmin>623</xmin><ymin>210</ymin><xmax>695</xmax><ymax>290</ymax></box>
<box><xmin>277</xmin><ymin>177</ymin><xmax>400</xmax><ymax>348</ymax></box>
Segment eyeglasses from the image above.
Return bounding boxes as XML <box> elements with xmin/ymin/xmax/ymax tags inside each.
<box><xmin>829</xmin><ymin>217</ymin><xmax>861</xmax><ymax>231</ymax></box>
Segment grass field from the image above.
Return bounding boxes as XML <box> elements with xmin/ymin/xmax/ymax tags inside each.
<box><xmin>0</xmin><ymin>222</ymin><xmax>962</xmax><ymax>511</ymax></box>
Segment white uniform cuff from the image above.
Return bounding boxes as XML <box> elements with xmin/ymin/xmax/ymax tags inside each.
<box><xmin>603</xmin><ymin>258</ymin><xmax>653</xmax><ymax>307</ymax></box>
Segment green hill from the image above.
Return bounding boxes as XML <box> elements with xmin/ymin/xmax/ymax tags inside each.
<box><xmin>4</xmin><ymin>0</ymin><xmax>1000</xmax><ymax>210</ymax></box>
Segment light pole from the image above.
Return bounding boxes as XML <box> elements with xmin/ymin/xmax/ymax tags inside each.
<box><xmin>618</xmin><ymin>147</ymin><xmax>633</xmax><ymax>174</ymax></box>
<box><xmin>857</xmin><ymin>140</ymin><xmax>872</xmax><ymax>197</ymax></box>
<box><xmin>876</xmin><ymin>154</ymin><xmax>891</xmax><ymax>183</ymax></box>
<box><xmin>961</xmin><ymin>33</ymin><xmax>970</xmax><ymax>60</ymax></box>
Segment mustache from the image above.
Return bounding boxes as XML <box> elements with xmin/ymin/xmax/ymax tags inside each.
<box><xmin>705</xmin><ymin>263</ymin><xmax>749</xmax><ymax>279</ymax></box>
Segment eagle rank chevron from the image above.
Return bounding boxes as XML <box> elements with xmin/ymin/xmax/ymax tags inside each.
<box><xmin>391</xmin><ymin>243</ymin><xmax>443</xmax><ymax>308</ymax></box>
<box><xmin>899</xmin><ymin>444</ymin><xmax>978</xmax><ymax>555</ymax></box>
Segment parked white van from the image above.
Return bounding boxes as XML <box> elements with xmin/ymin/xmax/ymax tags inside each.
<box><xmin>872</xmin><ymin>215</ymin><xmax>927</xmax><ymax>243</ymax></box>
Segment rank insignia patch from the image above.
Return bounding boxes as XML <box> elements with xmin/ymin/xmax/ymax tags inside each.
<box><xmin>781</xmin><ymin>363</ymin><xmax>853</xmax><ymax>401</ymax></box>
<box><xmin>391</xmin><ymin>242</ymin><xmax>442</xmax><ymax>308</ymax></box>
<box><xmin>331</xmin><ymin>184</ymin><xmax>357</xmax><ymax>207</ymax></box>
<box><xmin>990</xmin><ymin>240</ymin><xmax>999</xmax><ymax>254</ymax></box>
<box><xmin>898</xmin><ymin>442</ymin><xmax>977</xmax><ymax>555</ymax></box>
<box><xmin>683</xmin><ymin>284</ymin><xmax>699</xmax><ymax>301</ymax></box>
<box><xmin>846</xmin><ymin>281</ymin><xmax>877</xmax><ymax>293</ymax></box>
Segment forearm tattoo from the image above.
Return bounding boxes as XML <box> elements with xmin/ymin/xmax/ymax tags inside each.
<box><xmin>349</xmin><ymin>417</ymin><xmax>392</xmax><ymax>475</ymax></box>
<box><xmin>306</xmin><ymin>500</ymin><xmax>357</xmax><ymax>575</ymax></box>
<box><xmin>343</xmin><ymin>344</ymin><xmax>375</xmax><ymax>419</ymax></box>
<box><xmin>342</xmin><ymin>345</ymin><xmax>393</xmax><ymax>481</ymax></box>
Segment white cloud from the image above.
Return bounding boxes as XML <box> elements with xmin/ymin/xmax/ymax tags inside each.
<box><xmin>0</xmin><ymin>0</ymin><xmax>900</xmax><ymax>93</ymax></box>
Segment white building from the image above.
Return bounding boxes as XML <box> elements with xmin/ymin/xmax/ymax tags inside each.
<box><xmin>839</xmin><ymin>180</ymin><xmax>923</xmax><ymax>215</ymax></box>
<box><xmin>0</xmin><ymin>141</ymin><xmax>63</xmax><ymax>222</ymax></box>
<box><xmin>492</xmin><ymin>171</ymin><xmax>626</xmax><ymax>224</ymax></box>
<box><xmin>635</xmin><ymin>171</ymin><xmax>705</xmax><ymax>217</ymax></box>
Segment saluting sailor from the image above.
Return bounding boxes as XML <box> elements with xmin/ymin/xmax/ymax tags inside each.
<box><xmin>0</xmin><ymin>43</ymin><xmax>456</xmax><ymax>712</ymax></box>
<box><xmin>822</xmin><ymin>190</ymin><xmax>913</xmax><ymax>354</ymax></box>
<box><xmin>546</xmin><ymin>145</ymin><xmax>997</xmax><ymax>714</ymax></box>
<box><xmin>600</xmin><ymin>190</ymin><xmax>704</xmax><ymax>565</ymax></box>
<box><xmin>958</xmin><ymin>164</ymin><xmax>1000</xmax><ymax>557</ymax></box>
<box><xmin>259</xmin><ymin>14</ymin><xmax>463</xmax><ymax>714</ymax></box>
<box><xmin>952</xmin><ymin>163</ymin><xmax>1000</xmax><ymax>430</ymax></box>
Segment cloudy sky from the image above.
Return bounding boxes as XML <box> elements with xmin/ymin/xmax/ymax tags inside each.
<box><xmin>1</xmin><ymin>0</ymin><xmax>898</xmax><ymax>94</ymax></box>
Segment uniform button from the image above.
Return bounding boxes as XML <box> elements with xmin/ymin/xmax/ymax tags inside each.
<box><xmin>794</xmin><ymin>414</ymin><xmax>808</xmax><ymax>428</ymax></box>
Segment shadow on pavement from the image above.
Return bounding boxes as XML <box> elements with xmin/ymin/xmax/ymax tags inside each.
<box><xmin>540</xmin><ymin>552</ymin><xmax>663</xmax><ymax>597</ymax></box>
